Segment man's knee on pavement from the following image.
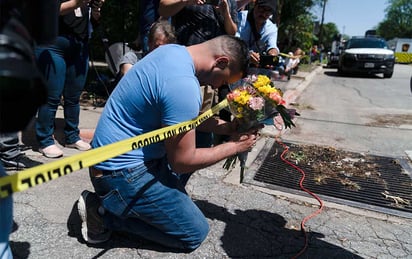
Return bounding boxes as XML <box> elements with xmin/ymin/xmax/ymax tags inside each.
<box><xmin>180</xmin><ymin>219</ymin><xmax>210</xmax><ymax>251</ymax></box>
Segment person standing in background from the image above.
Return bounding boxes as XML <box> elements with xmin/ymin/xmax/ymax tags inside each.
<box><xmin>139</xmin><ymin>0</ymin><xmax>164</xmax><ymax>54</ymax></box>
<box><xmin>236</xmin><ymin>0</ymin><xmax>279</xmax><ymax>67</ymax></box>
<box><xmin>34</xmin><ymin>0</ymin><xmax>104</xmax><ymax>158</ymax></box>
<box><xmin>309</xmin><ymin>44</ymin><xmax>319</xmax><ymax>63</ymax></box>
<box><xmin>159</xmin><ymin>0</ymin><xmax>238</xmax><ymax>46</ymax></box>
<box><xmin>319</xmin><ymin>43</ymin><xmax>324</xmax><ymax>63</ymax></box>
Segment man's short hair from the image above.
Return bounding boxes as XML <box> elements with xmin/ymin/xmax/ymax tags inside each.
<box><xmin>213</xmin><ymin>35</ymin><xmax>250</xmax><ymax>78</ymax></box>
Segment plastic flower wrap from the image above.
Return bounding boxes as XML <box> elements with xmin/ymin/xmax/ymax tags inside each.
<box><xmin>223</xmin><ymin>84</ymin><xmax>265</xmax><ymax>172</ymax></box>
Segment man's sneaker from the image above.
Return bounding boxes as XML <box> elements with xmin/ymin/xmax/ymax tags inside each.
<box><xmin>0</xmin><ymin>154</ymin><xmax>42</xmax><ymax>170</ymax></box>
<box><xmin>77</xmin><ymin>190</ymin><xmax>112</xmax><ymax>244</ymax></box>
<box><xmin>66</xmin><ymin>140</ymin><xmax>91</xmax><ymax>151</ymax></box>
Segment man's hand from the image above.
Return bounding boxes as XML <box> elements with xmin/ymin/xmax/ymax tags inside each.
<box><xmin>249</xmin><ymin>51</ymin><xmax>260</xmax><ymax>66</ymax></box>
<box><xmin>231</xmin><ymin>131</ymin><xmax>259</xmax><ymax>154</ymax></box>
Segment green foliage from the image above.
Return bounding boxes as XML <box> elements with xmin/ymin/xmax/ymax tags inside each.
<box><xmin>277</xmin><ymin>0</ymin><xmax>335</xmax><ymax>56</ymax></box>
<box><xmin>89</xmin><ymin>0</ymin><xmax>140</xmax><ymax>60</ymax></box>
<box><xmin>377</xmin><ymin>0</ymin><xmax>412</xmax><ymax>39</ymax></box>
<box><xmin>277</xmin><ymin>0</ymin><xmax>317</xmax><ymax>53</ymax></box>
<box><xmin>321</xmin><ymin>22</ymin><xmax>339</xmax><ymax>50</ymax></box>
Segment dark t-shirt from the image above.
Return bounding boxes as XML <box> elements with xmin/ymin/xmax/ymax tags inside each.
<box><xmin>59</xmin><ymin>2</ymin><xmax>89</xmax><ymax>41</ymax></box>
<box><xmin>172</xmin><ymin>1</ymin><xmax>238</xmax><ymax>46</ymax></box>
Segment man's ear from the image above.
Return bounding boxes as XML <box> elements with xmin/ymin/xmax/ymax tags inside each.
<box><xmin>215</xmin><ymin>56</ymin><xmax>229</xmax><ymax>70</ymax></box>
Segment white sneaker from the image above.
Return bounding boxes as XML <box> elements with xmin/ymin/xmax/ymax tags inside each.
<box><xmin>40</xmin><ymin>144</ymin><xmax>64</xmax><ymax>158</ymax></box>
<box><xmin>78</xmin><ymin>190</ymin><xmax>112</xmax><ymax>244</ymax></box>
<box><xmin>66</xmin><ymin>140</ymin><xmax>91</xmax><ymax>151</ymax></box>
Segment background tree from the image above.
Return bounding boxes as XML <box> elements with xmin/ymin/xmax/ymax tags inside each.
<box><xmin>377</xmin><ymin>0</ymin><xmax>412</xmax><ymax>39</ymax></box>
<box><xmin>89</xmin><ymin>0</ymin><xmax>140</xmax><ymax>60</ymax></box>
<box><xmin>276</xmin><ymin>0</ymin><xmax>321</xmax><ymax>54</ymax></box>
<box><xmin>321</xmin><ymin>22</ymin><xmax>340</xmax><ymax>52</ymax></box>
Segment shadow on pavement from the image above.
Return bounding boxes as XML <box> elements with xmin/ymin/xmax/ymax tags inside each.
<box><xmin>10</xmin><ymin>241</ymin><xmax>30</xmax><ymax>259</ymax></box>
<box><xmin>64</xmin><ymin>195</ymin><xmax>363</xmax><ymax>258</ymax></box>
<box><xmin>195</xmin><ymin>199</ymin><xmax>363</xmax><ymax>259</ymax></box>
<box><xmin>323</xmin><ymin>70</ymin><xmax>383</xmax><ymax>79</ymax></box>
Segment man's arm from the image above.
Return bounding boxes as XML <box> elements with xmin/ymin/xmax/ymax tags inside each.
<box><xmin>264</xmin><ymin>21</ymin><xmax>279</xmax><ymax>56</ymax></box>
<box><xmin>60</xmin><ymin>0</ymin><xmax>87</xmax><ymax>15</ymax></box>
<box><xmin>159</xmin><ymin>0</ymin><xmax>202</xmax><ymax>17</ymax></box>
<box><xmin>196</xmin><ymin>116</ymin><xmax>236</xmax><ymax>135</ymax></box>
<box><xmin>164</xmin><ymin>128</ymin><xmax>257</xmax><ymax>173</ymax></box>
<box><xmin>267</xmin><ymin>48</ymin><xmax>279</xmax><ymax>56</ymax></box>
<box><xmin>219</xmin><ymin>0</ymin><xmax>237</xmax><ymax>35</ymax></box>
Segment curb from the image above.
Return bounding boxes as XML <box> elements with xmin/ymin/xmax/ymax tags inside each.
<box><xmin>283</xmin><ymin>65</ymin><xmax>323</xmax><ymax>105</ymax></box>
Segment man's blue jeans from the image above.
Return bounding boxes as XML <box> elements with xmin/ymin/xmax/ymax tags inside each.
<box><xmin>35</xmin><ymin>36</ymin><xmax>89</xmax><ymax>148</ymax></box>
<box><xmin>91</xmin><ymin>157</ymin><xmax>209</xmax><ymax>251</ymax></box>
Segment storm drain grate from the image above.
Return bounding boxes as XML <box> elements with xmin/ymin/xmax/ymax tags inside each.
<box><xmin>245</xmin><ymin>140</ymin><xmax>412</xmax><ymax>218</ymax></box>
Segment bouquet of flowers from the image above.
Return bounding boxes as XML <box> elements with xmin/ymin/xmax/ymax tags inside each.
<box><xmin>223</xmin><ymin>74</ymin><xmax>297</xmax><ymax>179</ymax></box>
<box><xmin>226</xmin><ymin>84</ymin><xmax>266</xmax><ymax>132</ymax></box>
<box><xmin>248</xmin><ymin>74</ymin><xmax>295</xmax><ymax>129</ymax></box>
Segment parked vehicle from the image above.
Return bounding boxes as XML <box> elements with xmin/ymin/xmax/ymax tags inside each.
<box><xmin>387</xmin><ymin>38</ymin><xmax>412</xmax><ymax>64</ymax></box>
<box><xmin>338</xmin><ymin>37</ymin><xmax>395</xmax><ymax>78</ymax></box>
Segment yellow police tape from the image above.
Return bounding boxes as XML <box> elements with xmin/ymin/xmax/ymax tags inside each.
<box><xmin>279</xmin><ymin>52</ymin><xmax>292</xmax><ymax>58</ymax></box>
<box><xmin>0</xmin><ymin>99</ymin><xmax>229</xmax><ymax>198</ymax></box>
<box><xmin>279</xmin><ymin>52</ymin><xmax>306</xmax><ymax>59</ymax></box>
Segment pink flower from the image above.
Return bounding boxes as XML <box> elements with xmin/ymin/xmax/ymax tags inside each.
<box><xmin>269</xmin><ymin>92</ymin><xmax>286</xmax><ymax>105</ymax></box>
<box><xmin>248</xmin><ymin>96</ymin><xmax>265</xmax><ymax>110</ymax></box>
<box><xmin>227</xmin><ymin>91</ymin><xmax>240</xmax><ymax>101</ymax></box>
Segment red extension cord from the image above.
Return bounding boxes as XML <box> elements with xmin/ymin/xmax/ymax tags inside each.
<box><xmin>275</xmin><ymin>138</ymin><xmax>325</xmax><ymax>259</ymax></box>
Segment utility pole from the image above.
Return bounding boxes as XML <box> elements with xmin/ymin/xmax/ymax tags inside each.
<box><xmin>319</xmin><ymin>0</ymin><xmax>327</xmax><ymax>44</ymax></box>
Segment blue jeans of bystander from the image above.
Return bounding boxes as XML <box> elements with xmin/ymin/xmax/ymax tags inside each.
<box><xmin>91</xmin><ymin>157</ymin><xmax>209</xmax><ymax>251</ymax></box>
<box><xmin>34</xmin><ymin>36</ymin><xmax>89</xmax><ymax>148</ymax></box>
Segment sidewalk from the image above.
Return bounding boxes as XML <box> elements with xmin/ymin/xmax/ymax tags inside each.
<box><xmin>11</xmin><ymin>66</ymin><xmax>412</xmax><ymax>258</ymax></box>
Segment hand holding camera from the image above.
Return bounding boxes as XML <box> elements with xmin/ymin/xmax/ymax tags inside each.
<box><xmin>259</xmin><ymin>55</ymin><xmax>279</xmax><ymax>68</ymax></box>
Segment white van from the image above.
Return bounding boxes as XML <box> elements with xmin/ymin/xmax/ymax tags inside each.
<box><xmin>387</xmin><ymin>38</ymin><xmax>412</xmax><ymax>64</ymax></box>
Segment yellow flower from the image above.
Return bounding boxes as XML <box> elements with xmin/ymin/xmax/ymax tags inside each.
<box><xmin>253</xmin><ymin>75</ymin><xmax>271</xmax><ymax>88</ymax></box>
<box><xmin>252</xmin><ymin>75</ymin><xmax>284</xmax><ymax>98</ymax></box>
<box><xmin>235</xmin><ymin>92</ymin><xmax>251</xmax><ymax>106</ymax></box>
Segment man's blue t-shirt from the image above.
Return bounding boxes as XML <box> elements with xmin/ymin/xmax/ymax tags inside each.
<box><xmin>92</xmin><ymin>44</ymin><xmax>202</xmax><ymax>170</ymax></box>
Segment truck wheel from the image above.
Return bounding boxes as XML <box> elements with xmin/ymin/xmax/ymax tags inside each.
<box><xmin>383</xmin><ymin>71</ymin><xmax>393</xmax><ymax>78</ymax></box>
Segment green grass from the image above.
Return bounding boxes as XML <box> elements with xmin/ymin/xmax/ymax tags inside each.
<box><xmin>298</xmin><ymin>63</ymin><xmax>318</xmax><ymax>73</ymax></box>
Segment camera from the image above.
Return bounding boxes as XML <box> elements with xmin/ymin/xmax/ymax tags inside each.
<box><xmin>259</xmin><ymin>55</ymin><xmax>279</xmax><ymax>68</ymax></box>
<box><xmin>204</xmin><ymin>0</ymin><xmax>220</xmax><ymax>6</ymax></box>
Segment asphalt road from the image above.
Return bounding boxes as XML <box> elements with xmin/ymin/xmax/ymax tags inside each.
<box><xmin>283</xmin><ymin>64</ymin><xmax>412</xmax><ymax>158</ymax></box>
